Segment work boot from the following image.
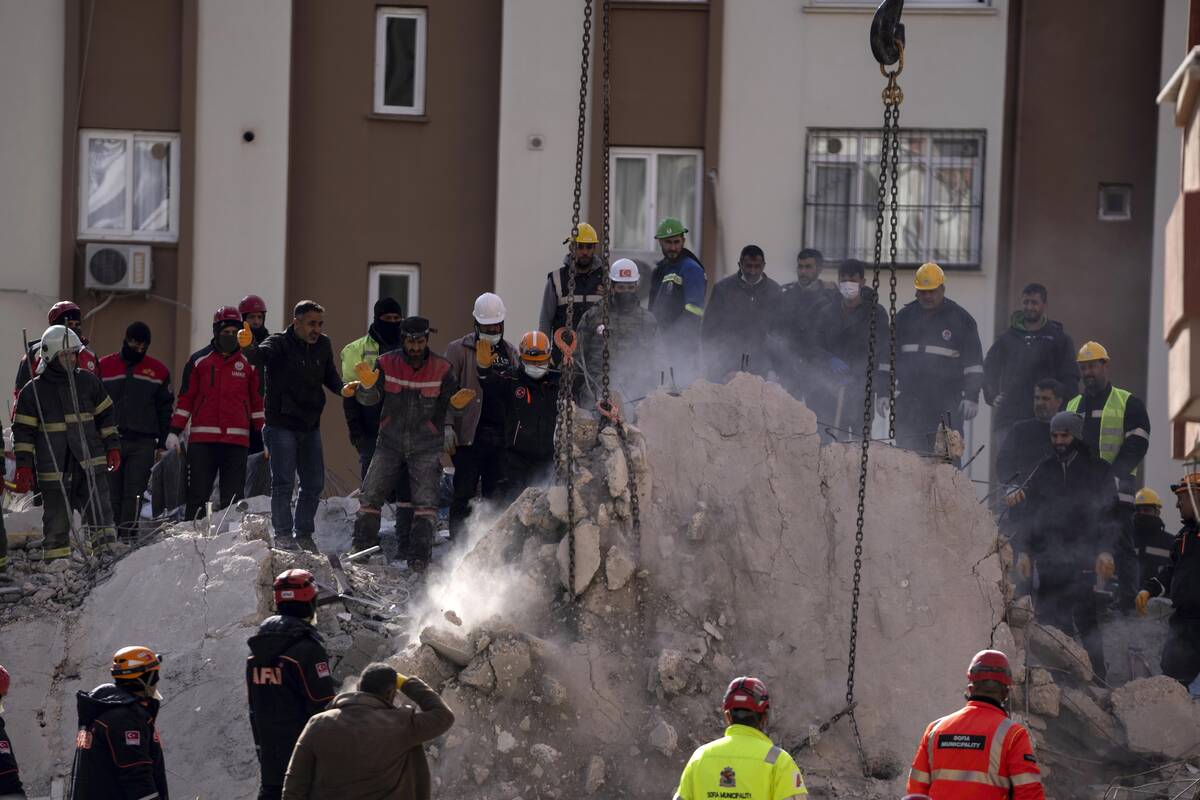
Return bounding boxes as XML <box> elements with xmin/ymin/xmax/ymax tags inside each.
<box><xmin>352</xmin><ymin>511</ymin><xmax>382</xmax><ymax>554</ymax></box>
<box><xmin>407</xmin><ymin>557</ymin><xmax>428</xmax><ymax>573</ymax></box>
<box><xmin>274</xmin><ymin>535</ymin><xmax>300</xmax><ymax>552</ymax></box>
<box><xmin>296</xmin><ymin>535</ymin><xmax>319</xmax><ymax>554</ymax></box>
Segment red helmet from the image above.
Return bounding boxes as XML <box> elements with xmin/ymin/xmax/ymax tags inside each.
<box><xmin>273</xmin><ymin>569</ymin><xmax>318</xmax><ymax>605</ymax></box>
<box><xmin>213</xmin><ymin>305</ymin><xmax>242</xmax><ymax>326</ymax></box>
<box><xmin>0</xmin><ymin>664</ymin><xmax>9</xmax><ymax>696</ymax></box>
<box><xmin>239</xmin><ymin>294</ymin><xmax>267</xmax><ymax>317</ymax></box>
<box><xmin>967</xmin><ymin>649</ymin><xmax>1012</xmax><ymax>687</ymax></box>
<box><xmin>48</xmin><ymin>300</ymin><xmax>81</xmax><ymax>325</ymax></box>
<box><xmin>722</xmin><ymin>676</ymin><xmax>770</xmax><ymax>714</ymax></box>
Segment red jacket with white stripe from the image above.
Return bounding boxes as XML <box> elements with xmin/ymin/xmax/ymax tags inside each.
<box><xmin>355</xmin><ymin>349</ymin><xmax>458</xmax><ymax>455</ymax></box>
<box><xmin>169</xmin><ymin>349</ymin><xmax>263</xmax><ymax>447</ymax></box>
<box><xmin>907</xmin><ymin>699</ymin><xmax>1044</xmax><ymax>799</ymax></box>
<box><xmin>98</xmin><ymin>353</ymin><xmax>174</xmax><ymax>445</ymax></box>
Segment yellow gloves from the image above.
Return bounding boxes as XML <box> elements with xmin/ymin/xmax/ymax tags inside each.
<box><xmin>354</xmin><ymin>361</ymin><xmax>380</xmax><ymax>389</ymax></box>
<box><xmin>341</xmin><ymin>381</ymin><xmax>361</xmax><ymax>398</ymax></box>
<box><xmin>395</xmin><ymin>672</ymin><xmax>409</xmax><ymax>689</ymax></box>
<box><xmin>476</xmin><ymin>340</ymin><xmax>494</xmax><ymax>369</ymax></box>
<box><xmin>1003</xmin><ymin>488</ymin><xmax>1025</xmax><ymax>508</ymax></box>
<box><xmin>1135</xmin><ymin>590</ymin><xmax>1151</xmax><ymax>616</ymax></box>
<box><xmin>1095</xmin><ymin>552</ymin><xmax>1116</xmax><ymax>582</ymax></box>
<box><xmin>236</xmin><ymin>323</ymin><xmax>254</xmax><ymax>349</ymax></box>
<box><xmin>449</xmin><ymin>389</ymin><xmax>476</xmax><ymax>410</ymax></box>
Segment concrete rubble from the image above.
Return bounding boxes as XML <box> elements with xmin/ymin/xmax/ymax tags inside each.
<box><xmin>1</xmin><ymin>373</ymin><xmax>1196</xmax><ymax>799</ymax></box>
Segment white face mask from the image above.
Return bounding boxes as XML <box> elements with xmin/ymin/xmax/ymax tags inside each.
<box><xmin>523</xmin><ymin>363</ymin><xmax>549</xmax><ymax>380</ymax></box>
<box><xmin>838</xmin><ymin>281</ymin><xmax>861</xmax><ymax>300</ymax></box>
<box><xmin>478</xmin><ymin>332</ymin><xmax>501</xmax><ymax>345</ymax></box>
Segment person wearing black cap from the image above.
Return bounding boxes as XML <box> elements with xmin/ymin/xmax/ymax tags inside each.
<box><xmin>98</xmin><ymin>323</ymin><xmax>174</xmax><ymax>538</ymax></box>
<box><xmin>340</xmin><ymin>297</ymin><xmax>405</xmax><ymax>477</ymax></box>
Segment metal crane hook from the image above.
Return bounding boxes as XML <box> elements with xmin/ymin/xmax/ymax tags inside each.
<box><xmin>870</xmin><ymin>0</ymin><xmax>905</xmax><ymax>67</ymax></box>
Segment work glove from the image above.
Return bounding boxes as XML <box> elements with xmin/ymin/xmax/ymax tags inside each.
<box><xmin>106</xmin><ymin>449</ymin><xmax>121</xmax><ymax>473</ymax></box>
<box><xmin>12</xmin><ymin>466</ymin><xmax>32</xmax><ymax>494</ymax></box>
<box><xmin>341</xmin><ymin>381</ymin><xmax>361</xmax><ymax>398</ymax></box>
<box><xmin>476</xmin><ymin>339</ymin><xmax>494</xmax><ymax>369</ymax></box>
<box><xmin>354</xmin><ymin>361</ymin><xmax>380</xmax><ymax>389</ymax></box>
<box><xmin>875</xmin><ymin>397</ymin><xmax>890</xmax><ymax>418</ymax></box>
<box><xmin>395</xmin><ymin>672</ymin><xmax>410</xmax><ymax>690</ymax></box>
<box><xmin>444</xmin><ymin>427</ymin><xmax>458</xmax><ymax>456</ymax></box>
<box><xmin>1003</xmin><ymin>488</ymin><xmax>1025</xmax><ymax>508</ymax></box>
<box><xmin>449</xmin><ymin>389</ymin><xmax>477</xmax><ymax>411</ymax></box>
<box><xmin>828</xmin><ymin>356</ymin><xmax>850</xmax><ymax>376</ymax></box>
<box><xmin>1095</xmin><ymin>552</ymin><xmax>1116</xmax><ymax>582</ymax></box>
<box><xmin>164</xmin><ymin>432</ymin><xmax>181</xmax><ymax>451</ymax></box>
<box><xmin>959</xmin><ymin>399</ymin><xmax>979</xmax><ymax>421</ymax></box>
<box><xmin>993</xmin><ymin>392</ymin><xmax>1006</xmax><ymax>407</ymax></box>
<box><xmin>1135</xmin><ymin>590</ymin><xmax>1151</xmax><ymax>617</ymax></box>
<box><xmin>1016</xmin><ymin>553</ymin><xmax>1032</xmax><ymax>580</ymax></box>
<box><xmin>237</xmin><ymin>323</ymin><xmax>254</xmax><ymax>349</ymax></box>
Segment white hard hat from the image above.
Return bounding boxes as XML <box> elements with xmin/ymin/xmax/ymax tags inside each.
<box><xmin>37</xmin><ymin>325</ymin><xmax>82</xmax><ymax>375</ymax></box>
<box><xmin>472</xmin><ymin>292</ymin><xmax>507</xmax><ymax>325</ymax></box>
<box><xmin>610</xmin><ymin>258</ymin><xmax>640</xmax><ymax>284</ymax></box>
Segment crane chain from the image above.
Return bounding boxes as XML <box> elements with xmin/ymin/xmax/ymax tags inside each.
<box><xmin>598</xmin><ymin>0</ymin><xmax>613</xmax><ymax>415</ymax></box>
<box><xmin>554</xmin><ymin>0</ymin><xmax>594</xmax><ymax>602</ymax></box>
<box><xmin>845</xmin><ymin>46</ymin><xmax>903</xmax><ymax>777</ymax></box>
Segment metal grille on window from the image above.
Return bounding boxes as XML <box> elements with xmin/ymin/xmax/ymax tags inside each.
<box><xmin>803</xmin><ymin>128</ymin><xmax>985</xmax><ymax>267</ymax></box>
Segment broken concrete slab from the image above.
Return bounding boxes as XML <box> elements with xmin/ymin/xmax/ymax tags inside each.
<box><xmin>1026</xmin><ymin>668</ymin><xmax>1060</xmax><ymax>717</ymax></box>
<box><xmin>419</xmin><ymin>625</ymin><xmax>476</xmax><ymax>667</ymax></box>
<box><xmin>1111</xmin><ymin>676</ymin><xmax>1200</xmax><ymax>758</ymax></box>
<box><xmin>1028</xmin><ymin>623</ymin><xmax>1094</xmax><ymax>683</ymax></box>
<box><xmin>604</xmin><ymin>545</ymin><xmax>636</xmax><ymax>591</ymax></box>
<box><xmin>557</xmin><ymin>521</ymin><xmax>601</xmax><ymax>595</ymax></box>
<box><xmin>1059</xmin><ymin>686</ymin><xmax>1123</xmax><ymax>748</ymax></box>
<box><xmin>657</xmin><ymin>649</ymin><xmax>692</xmax><ymax>695</ymax></box>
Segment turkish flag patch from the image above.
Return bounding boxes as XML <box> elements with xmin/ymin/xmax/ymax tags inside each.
<box><xmin>0</xmin><ymin>741</ymin><xmax>10</xmax><ymax>754</ymax></box>
<box><xmin>124</xmin><ymin>730</ymin><xmax>141</xmax><ymax>746</ymax></box>
<box><xmin>315</xmin><ymin>662</ymin><xmax>331</xmax><ymax>679</ymax></box>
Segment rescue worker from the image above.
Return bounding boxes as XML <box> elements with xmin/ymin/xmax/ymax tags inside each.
<box><xmin>906</xmin><ymin>650</ymin><xmax>1044</xmax><ymax>799</ymax></box>
<box><xmin>892</xmin><ymin>263</ymin><xmax>984</xmax><ymax>452</ymax></box>
<box><xmin>0</xmin><ymin>427</ymin><xmax>10</xmax><ymax>583</ymax></box>
<box><xmin>476</xmin><ymin>331</ymin><xmax>560</xmax><ymax>500</ymax></box>
<box><xmin>241</xmin><ymin>293</ymin><xmax>271</xmax><ymax>345</ymax></box>
<box><xmin>1065</xmin><ymin>341</ymin><xmax>1150</xmax><ymax>507</ymax></box>
<box><xmin>11</xmin><ymin>325</ymin><xmax>121</xmax><ymax>562</ymax></box>
<box><xmin>673</xmin><ymin>676</ymin><xmax>808</xmax><ymax>800</ymax></box>
<box><xmin>538</xmin><ymin>223</ymin><xmax>606</xmax><ymax>357</ymax></box>
<box><xmin>444</xmin><ymin>294</ymin><xmax>518</xmax><ymax>539</ymax></box>
<box><xmin>995</xmin><ymin>379</ymin><xmax>1063</xmax><ymax>483</ymax></box>
<box><xmin>1137</xmin><ymin>474</ymin><xmax>1200</xmax><ymax>691</ymax></box>
<box><xmin>166</xmin><ymin>306</ymin><xmax>264</xmax><ymax>522</ymax></box>
<box><xmin>1007</xmin><ymin>411</ymin><xmax>1118</xmax><ymax>679</ymax></box>
<box><xmin>99</xmin><ymin>322</ymin><xmax>173</xmax><ymax>539</ymax></box>
<box><xmin>983</xmin><ymin>283</ymin><xmax>1078</xmax><ymax>449</ymax></box>
<box><xmin>71</xmin><ymin>646</ymin><xmax>168</xmax><ymax>800</ymax></box>
<box><xmin>240</xmin><ymin>301</ymin><xmax>345</xmax><ymax>552</ymax></box>
<box><xmin>341</xmin><ymin>297</ymin><xmax>405</xmax><ymax>478</ymax></box>
<box><xmin>1130</xmin><ymin>488</ymin><xmax>1174</xmax><ymax>600</ymax></box>
<box><xmin>0</xmin><ymin>664</ymin><xmax>25</xmax><ymax>798</ymax></box>
<box><xmin>281</xmin><ymin>662</ymin><xmax>455</xmax><ymax>800</ymax></box>
<box><xmin>768</xmin><ymin>250</ymin><xmax>841</xmax><ymax>420</ymax></box>
<box><xmin>247</xmin><ymin>569</ymin><xmax>336</xmax><ymax>800</ymax></box>
<box><xmin>577</xmin><ymin>259</ymin><xmax>660</xmax><ymax>413</ymax></box>
<box><xmin>14</xmin><ymin>300</ymin><xmax>99</xmax><ymax>398</ymax></box>
<box><xmin>347</xmin><ymin>317</ymin><xmax>471</xmax><ymax>569</ymax></box>
<box><xmin>648</xmin><ymin>218</ymin><xmax>706</xmax><ymax>383</ymax></box>
<box><xmin>240</xmin><ymin>294</ymin><xmax>271</xmax><ymax>494</ymax></box>
<box><xmin>701</xmin><ymin>244</ymin><xmax>781</xmax><ymax>381</ymax></box>
<box><xmin>779</xmin><ymin>248</ymin><xmax>837</xmax><ymax>312</ymax></box>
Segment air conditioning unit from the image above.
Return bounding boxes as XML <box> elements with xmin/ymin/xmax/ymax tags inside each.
<box><xmin>84</xmin><ymin>243</ymin><xmax>153</xmax><ymax>292</ymax></box>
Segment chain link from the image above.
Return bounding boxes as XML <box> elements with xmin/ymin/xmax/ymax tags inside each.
<box><xmin>598</xmin><ymin>0</ymin><xmax>613</xmax><ymax>413</ymax></box>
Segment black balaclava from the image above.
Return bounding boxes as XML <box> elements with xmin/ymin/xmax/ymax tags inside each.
<box><xmin>370</xmin><ymin>297</ymin><xmax>404</xmax><ymax>349</ymax></box>
<box><xmin>214</xmin><ymin>323</ymin><xmax>240</xmax><ymax>355</ymax></box>
<box><xmin>122</xmin><ymin>321</ymin><xmax>151</xmax><ymax>365</ymax></box>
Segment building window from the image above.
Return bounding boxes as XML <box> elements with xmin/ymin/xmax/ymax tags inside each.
<box><xmin>374</xmin><ymin>7</ymin><xmax>427</xmax><ymax>116</ymax></box>
<box><xmin>368</xmin><ymin>264</ymin><xmax>420</xmax><ymax>326</ymax></box>
<box><xmin>809</xmin><ymin>0</ymin><xmax>990</xmax><ymax>8</ymax></box>
<box><xmin>611</xmin><ymin>147</ymin><xmax>703</xmax><ymax>260</ymax></box>
<box><xmin>78</xmin><ymin>130</ymin><xmax>180</xmax><ymax>243</ymax></box>
<box><xmin>1098</xmin><ymin>184</ymin><xmax>1132</xmax><ymax>221</ymax></box>
<box><xmin>803</xmin><ymin>128</ymin><xmax>985</xmax><ymax>267</ymax></box>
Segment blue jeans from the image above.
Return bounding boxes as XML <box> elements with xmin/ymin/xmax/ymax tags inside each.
<box><xmin>263</xmin><ymin>426</ymin><xmax>325</xmax><ymax>538</ymax></box>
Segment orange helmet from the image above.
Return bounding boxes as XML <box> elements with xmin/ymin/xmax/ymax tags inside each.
<box><xmin>518</xmin><ymin>331</ymin><xmax>551</xmax><ymax>364</ymax></box>
<box><xmin>111</xmin><ymin>646</ymin><xmax>161</xmax><ymax>681</ymax></box>
<box><xmin>1172</xmin><ymin>473</ymin><xmax>1200</xmax><ymax>495</ymax></box>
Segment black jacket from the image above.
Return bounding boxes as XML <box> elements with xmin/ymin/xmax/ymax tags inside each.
<box><xmin>479</xmin><ymin>365</ymin><xmax>560</xmax><ymax>460</ymax></box>
<box><xmin>894</xmin><ymin>297</ymin><xmax>984</xmax><ymax>404</ymax></box>
<box><xmin>996</xmin><ymin>417</ymin><xmax>1052</xmax><ymax>484</ymax></box>
<box><xmin>815</xmin><ymin>287</ymin><xmax>891</xmax><ymax>396</ymax></box>
<box><xmin>246</xmin><ymin>615</ymin><xmax>336</xmax><ymax>787</ymax></box>
<box><xmin>246</xmin><ymin>327</ymin><xmax>343</xmax><ymax>431</ymax></box>
<box><xmin>538</xmin><ymin>256</ymin><xmax>607</xmax><ymax>337</ymax></box>
<box><xmin>12</xmin><ymin>365</ymin><xmax>119</xmax><ymax>477</ymax></box>
<box><xmin>701</xmin><ymin>273</ymin><xmax>782</xmax><ymax>379</ymax></box>
<box><xmin>98</xmin><ymin>353</ymin><xmax>173</xmax><ymax>446</ymax></box>
<box><xmin>71</xmin><ymin>684</ymin><xmax>168</xmax><ymax>800</ymax></box>
<box><xmin>1146</xmin><ymin>520</ymin><xmax>1200</xmax><ymax>619</ymax></box>
<box><xmin>0</xmin><ymin>715</ymin><xmax>23</xmax><ymax>796</ymax></box>
<box><xmin>1134</xmin><ymin>514</ymin><xmax>1177</xmax><ymax>600</ymax></box>
<box><xmin>1020</xmin><ymin>441</ymin><xmax>1119</xmax><ymax>576</ymax></box>
<box><xmin>983</xmin><ymin>314</ymin><xmax>1078</xmax><ymax>427</ymax></box>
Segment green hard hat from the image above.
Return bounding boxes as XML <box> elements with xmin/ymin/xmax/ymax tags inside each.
<box><xmin>655</xmin><ymin>217</ymin><xmax>688</xmax><ymax>239</ymax></box>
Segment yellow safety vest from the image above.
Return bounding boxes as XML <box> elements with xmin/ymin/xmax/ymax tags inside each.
<box><xmin>674</xmin><ymin>724</ymin><xmax>808</xmax><ymax>800</ymax></box>
<box><xmin>340</xmin><ymin>334</ymin><xmax>383</xmax><ymax>382</ymax></box>
<box><xmin>1067</xmin><ymin>387</ymin><xmax>1133</xmax><ymax>475</ymax></box>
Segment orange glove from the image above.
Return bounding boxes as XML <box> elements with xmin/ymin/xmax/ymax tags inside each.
<box><xmin>449</xmin><ymin>389</ymin><xmax>476</xmax><ymax>410</ymax></box>
<box><xmin>12</xmin><ymin>466</ymin><xmax>32</xmax><ymax>494</ymax></box>
<box><xmin>1004</xmin><ymin>488</ymin><xmax>1026</xmax><ymax>508</ymax></box>
<box><xmin>236</xmin><ymin>323</ymin><xmax>254</xmax><ymax>349</ymax></box>
<box><xmin>1135</xmin><ymin>590</ymin><xmax>1151</xmax><ymax>616</ymax></box>
<box><xmin>341</xmin><ymin>381</ymin><xmax>361</xmax><ymax>398</ymax></box>
<box><xmin>1095</xmin><ymin>552</ymin><xmax>1116</xmax><ymax>582</ymax></box>
<box><xmin>476</xmin><ymin>340</ymin><xmax>494</xmax><ymax>369</ymax></box>
<box><xmin>354</xmin><ymin>361</ymin><xmax>380</xmax><ymax>389</ymax></box>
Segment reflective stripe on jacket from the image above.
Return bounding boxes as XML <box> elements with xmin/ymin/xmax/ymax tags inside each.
<box><xmin>12</xmin><ymin>368</ymin><xmax>120</xmax><ymax>478</ymax></box>
<box><xmin>1067</xmin><ymin>388</ymin><xmax>1132</xmax><ymax>473</ymax></box>
<box><xmin>356</xmin><ymin>351</ymin><xmax>457</xmax><ymax>455</ymax></box>
<box><xmin>674</xmin><ymin>724</ymin><xmax>807</xmax><ymax>800</ymax></box>
<box><xmin>907</xmin><ymin>700</ymin><xmax>1044</xmax><ymax>799</ymax></box>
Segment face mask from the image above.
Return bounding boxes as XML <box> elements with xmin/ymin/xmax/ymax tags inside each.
<box><xmin>217</xmin><ymin>332</ymin><xmax>239</xmax><ymax>354</ymax></box>
<box><xmin>121</xmin><ymin>343</ymin><xmax>146</xmax><ymax>364</ymax></box>
<box><xmin>614</xmin><ymin>292</ymin><xmax>638</xmax><ymax>310</ymax></box>
<box><xmin>373</xmin><ymin>319</ymin><xmax>402</xmax><ymax>347</ymax></box>
<box><xmin>839</xmin><ymin>281</ymin><xmax>861</xmax><ymax>300</ymax></box>
<box><xmin>523</xmin><ymin>363</ymin><xmax>549</xmax><ymax>380</ymax></box>
<box><xmin>478</xmin><ymin>332</ymin><xmax>502</xmax><ymax>345</ymax></box>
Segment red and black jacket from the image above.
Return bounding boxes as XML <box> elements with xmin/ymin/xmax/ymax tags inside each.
<box><xmin>71</xmin><ymin>684</ymin><xmax>168</xmax><ymax>800</ymax></box>
<box><xmin>169</xmin><ymin>350</ymin><xmax>263</xmax><ymax>447</ymax></box>
<box><xmin>355</xmin><ymin>350</ymin><xmax>458</xmax><ymax>454</ymax></box>
<box><xmin>0</xmin><ymin>715</ymin><xmax>23</xmax><ymax>796</ymax></box>
<box><xmin>99</xmin><ymin>353</ymin><xmax>174</xmax><ymax>447</ymax></box>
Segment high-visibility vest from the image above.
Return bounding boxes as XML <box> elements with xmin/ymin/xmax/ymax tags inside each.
<box><xmin>1067</xmin><ymin>387</ymin><xmax>1134</xmax><ymax>475</ymax></box>
<box><xmin>674</xmin><ymin>724</ymin><xmax>808</xmax><ymax>800</ymax></box>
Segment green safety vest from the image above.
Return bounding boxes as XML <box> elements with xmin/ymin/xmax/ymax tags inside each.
<box><xmin>340</xmin><ymin>334</ymin><xmax>382</xmax><ymax>382</ymax></box>
<box><xmin>1067</xmin><ymin>386</ymin><xmax>1134</xmax><ymax>475</ymax></box>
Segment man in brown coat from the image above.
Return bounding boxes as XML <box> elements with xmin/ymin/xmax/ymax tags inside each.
<box><xmin>282</xmin><ymin>663</ymin><xmax>454</xmax><ymax>799</ymax></box>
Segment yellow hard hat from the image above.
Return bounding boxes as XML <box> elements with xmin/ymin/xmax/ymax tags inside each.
<box><xmin>1076</xmin><ymin>341</ymin><xmax>1110</xmax><ymax>363</ymax></box>
<box><xmin>1134</xmin><ymin>487</ymin><xmax>1162</xmax><ymax>507</ymax></box>
<box><xmin>567</xmin><ymin>223</ymin><xmax>599</xmax><ymax>245</ymax></box>
<box><xmin>914</xmin><ymin>262</ymin><xmax>945</xmax><ymax>291</ymax></box>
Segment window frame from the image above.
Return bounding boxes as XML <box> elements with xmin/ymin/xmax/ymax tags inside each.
<box><xmin>77</xmin><ymin>129</ymin><xmax>181</xmax><ymax>244</ymax></box>
<box><xmin>367</xmin><ymin>264</ymin><xmax>421</xmax><ymax>327</ymax></box>
<box><xmin>610</xmin><ymin>146</ymin><xmax>704</xmax><ymax>260</ymax></box>
<box><xmin>373</xmin><ymin>7</ymin><xmax>428</xmax><ymax>117</ymax></box>
<box><xmin>802</xmin><ymin>127</ymin><xmax>986</xmax><ymax>269</ymax></box>
<box><xmin>808</xmin><ymin>0</ymin><xmax>991</xmax><ymax>8</ymax></box>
